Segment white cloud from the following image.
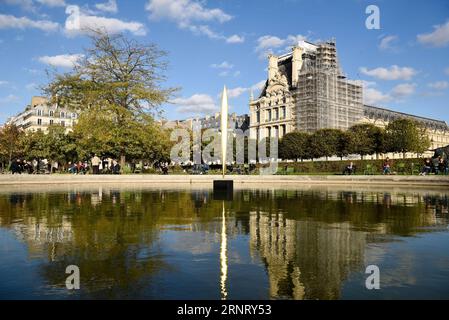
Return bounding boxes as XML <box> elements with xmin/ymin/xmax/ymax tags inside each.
<box><xmin>363</xmin><ymin>81</ymin><xmax>416</xmax><ymax>105</ymax></box>
<box><xmin>26</xmin><ymin>82</ymin><xmax>38</xmax><ymax>90</ymax></box>
<box><xmin>359</xmin><ymin>65</ymin><xmax>417</xmax><ymax>81</ymax></box>
<box><xmin>146</xmin><ymin>0</ymin><xmax>232</xmax><ymax>26</ymax></box>
<box><xmin>38</xmin><ymin>54</ymin><xmax>84</xmax><ymax>68</ymax></box>
<box><xmin>428</xmin><ymin>81</ymin><xmax>449</xmax><ymax>90</ymax></box>
<box><xmin>445</xmin><ymin>67</ymin><xmax>449</xmax><ymax>76</ymax></box>
<box><xmin>227</xmin><ymin>87</ymin><xmax>248</xmax><ymax>99</ymax></box>
<box><xmin>219</xmin><ymin>81</ymin><xmax>266</xmax><ymax>100</ymax></box>
<box><xmin>171</xmin><ymin>94</ymin><xmax>218</xmax><ymax>114</ymax></box>
<box><xmin>379</xmin><ymin>35</ymin><xmax>398</xmax><ymax>51</ymax></box>
<box><xmin>391</xmin><ymin>83</ymin><xmax>416</xmax><ymax>98</ymax></box>
<box><xmin>226</xmin><ymin>34</ymin><xmax>244</xmax><ymax>44</ymax></box>
<box><xmin>417</xmin><ymin>21</ymin><xmax>449</xmax><ymax>47</ymax></box>
<box><xmin>211</xmin><ymin>61</ymin><xmax>236</xmax><ymax>77</ymax></box>
<box><xmin>145</xmin><ymin>0</ymin><xmax>241</xmax><ymax>43</ymax></box>
<box><xmin>255</xmin><ymin>34</ymin><xmax>307</xmax><ymax>59</ymax></box>
<box><xmin>0</xmin><ymin>14</ymin><xmax>59</xmax><ymax>32</ymax></box>
<box><xmin>186</xmin><ymin>24</ymin><xmax>220</xmax><ymax>39</ymax></box>
<box><xmin>0</xmin><ymin>81</ymin><xmax>9</xmax><ymax>86</ymax></box>
<box><xmin>64</xmin><ymin>6</ymin><xmax>146</xmax><ymax>36</ymax></box>
<box><xmin>95</xmin><ymin>0</ymin><xmax>118</xmax><ymax>14</ymax></box>
<box><xmin>0</xmin><ymin>94</ymin><xmax>20</xmax><ymax>104</ymax></box>
<box><xmin>364</xmin><ymin>87</ymin><xmax>392</xmax><ymax>105</ymax></box>
<box><xmin>36</xmin><ymin>0</ymin><xmax>66</xmax><ymax>7</ymax></box>
<box><xmin>210</xmin><ymin>61</ymin><xmax>234</xmax><ymax>69</ymax></box>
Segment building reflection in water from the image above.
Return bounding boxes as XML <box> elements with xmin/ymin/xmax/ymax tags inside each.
<box><xmin>0</xmin><ymin>187</ymin><xmax>448</xmax><ymax>299</ymax></box>
<box><xmin>249</xmin><ymin>211</ymin><xmax>366</xmax><ymax>299</ymax></box>
<box><xmin>246</xmin><ymin>189</ymin><xmax>448</xmax><ymax>300</ymax></box>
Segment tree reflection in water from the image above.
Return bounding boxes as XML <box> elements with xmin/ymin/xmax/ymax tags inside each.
<box><xmin>0</xmin><ymin>186</ymin><xmax>447</xmax><ymax>299</ymax></box>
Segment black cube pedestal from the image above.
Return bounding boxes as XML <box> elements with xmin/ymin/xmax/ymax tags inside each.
<box><xmin>213</xmin><ymin>180</ymin><xmax>234</xmax><ymax>201</ymax></box>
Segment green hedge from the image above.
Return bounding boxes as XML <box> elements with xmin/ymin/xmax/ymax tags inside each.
<box><xmin>273</xmin><ymin>158</ymin><xmax>426</xmax><ymax>175</ymax></box>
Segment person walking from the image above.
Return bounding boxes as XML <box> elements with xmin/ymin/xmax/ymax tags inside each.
<box><xmin>91</xmin><ymin>154</ymin><xmax>101</xmax><ymax>175</ymax></box>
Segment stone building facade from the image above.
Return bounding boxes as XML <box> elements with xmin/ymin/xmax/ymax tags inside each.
<box><xmin>161</xmin><ymin>112</ymin><xmax>249</xmax><ymax>132</ymax></box>
<box><xmin>6</xmin><ymin>96</ymin><xmax>78</xmax><ymax>133</ymax></box>
<box><xmin>249</xmin><ymin>40</ymin><xmax>449</xmax><ymax>153</ymax></box>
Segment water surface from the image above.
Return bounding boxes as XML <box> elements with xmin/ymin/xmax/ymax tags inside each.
<box><xmin>0</xmin><ymin>185</ymin><xmax>448</xmax><ymax>300</ymax></box>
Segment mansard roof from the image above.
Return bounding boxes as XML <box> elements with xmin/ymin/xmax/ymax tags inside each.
<box><xmin>364</xmin><ymin>104</ymin><xmax>449</xmax><ymax>131</ymax></box>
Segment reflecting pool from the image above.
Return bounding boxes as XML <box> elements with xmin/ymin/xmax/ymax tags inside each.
<box><xmin>0</xmin><ymin>185</ymin><xmax>448</xmax><ymax>300</ymax></box>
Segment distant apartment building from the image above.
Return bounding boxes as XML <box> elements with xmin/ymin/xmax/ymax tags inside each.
<box><xmin>6</xmin><ymin>96</ymin><xmax>78</xmax><ymax>133</ymax></box>
<box><xmin>161</xmin><ymin>113</ymin><xmax>250</xmax><ymax>132</ymax></box>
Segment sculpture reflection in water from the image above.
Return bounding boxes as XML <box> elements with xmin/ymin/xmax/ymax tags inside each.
<box><xmin>220</xmin><ymin>201</ymin><xmax>228</xmax><ymax>300</ymax></box>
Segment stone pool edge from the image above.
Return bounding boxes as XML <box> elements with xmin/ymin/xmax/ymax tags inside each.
<box><xmin>1</xmin><ymin>174</ymin><xmax>449</xmax><ymax>187</ymax></box>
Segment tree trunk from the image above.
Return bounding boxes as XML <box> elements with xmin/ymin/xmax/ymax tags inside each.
<box><xmin>8</xmin><ymin>149</ymin><xmax>13</xmax><ymax>168</ymax></box>
<box><xmin>120</xmin><ymin>154</ymin><xmax>126</xmax><ymax>173</ymax></box>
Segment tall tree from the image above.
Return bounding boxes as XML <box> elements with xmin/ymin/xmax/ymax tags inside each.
<box><xmin>0</xmin><ymin>124</ymin><xmax>25</xmax><ymax>168</ymax></box>
<box><xmin>279</xmin><ymin>131</ymin><xmax>310</xmax><ymax>161</ymax></box>
<box><xmin>336</xmin><ymin>131</ymin><xmax>352</xmax><ymax>160</ymax></box>
<box><xmin>72</xmin><ymin>105</ymin><xmax>171</xmax><ymax>164</ymax></box>
<box><xmin>45</xmin><ymin>125</ymin><xmax>78</xmax><ymax>165</ymax></box>
<box><xmin>22</xmin><ymin>130</ymin><xmax>49</xmax><ymax>162</ymax></box>
<box><xmin>44</xmin><ymin>29</ymin><xmax>177</xmax><ymax>167</ymax></box>
<box><xmin>385</xmin><ymin>119</ymin><xmax>430</xmax><ymax>158</ymax></box>
<box><xmin>348</xmin><ymin>124</ymin><xmax>384</xmax><ymax>159</ymax></box>
<box><xmin>308</xmin><ymin>129</ymin><xmax>341</xmax><ymax>161</ymax></box>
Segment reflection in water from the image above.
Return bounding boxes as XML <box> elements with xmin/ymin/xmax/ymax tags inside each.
<box><xmin>0</xmin><ymin>186</ymin><xmax>448</xmax><ymax>299</ymax></box>
<box><xmin>220</xmin><ymin>202</ymin><xmax>228</xmax><ymax>300</ymax></box>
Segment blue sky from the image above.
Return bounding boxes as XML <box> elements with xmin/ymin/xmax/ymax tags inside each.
<box><xmin>0</xmin><ymin>0</ymin><xmax>449</xmax><ymax>124</ymax></box>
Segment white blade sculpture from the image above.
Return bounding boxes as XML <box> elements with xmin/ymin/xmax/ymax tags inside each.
<box><xmin>221</xmin><ymin>86</ymin><xmax>228</xmax><ymax>178</ymax></box>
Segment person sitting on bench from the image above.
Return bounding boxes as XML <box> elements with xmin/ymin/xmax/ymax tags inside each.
<box><xmin>343</xmin><ymin>162</ymin><xmax>355</xmax><ymax>175</ymax></box>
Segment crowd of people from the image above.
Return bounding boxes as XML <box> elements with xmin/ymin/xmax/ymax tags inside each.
<box><xmin>6</xmin><ymin>154</ymin><xmax>449</xmax><ymax>176</ymax></box>
<box><xmin>65</xmin><ymin>155</ymin><xmax>122</xmax><ymax>175</ymax></box>
<box><xmin>9</xmin><ymin>158</ymin><xmax>57</xmax><ymax>175</ymax></box>
<box><xmin>8</xmin><ymin>155</ymin><xmax>123</xmax><ymax>175</ymax></box>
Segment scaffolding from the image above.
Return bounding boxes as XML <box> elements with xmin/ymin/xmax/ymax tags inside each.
<box><xmin>294</xmin><ymin>41</ymin><xmax>363</xmax><ymax>133</ymax></box>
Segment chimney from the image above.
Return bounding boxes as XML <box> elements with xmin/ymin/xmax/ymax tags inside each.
<box><xmin>268</xmin><ymin>54</ymin><xmax>279</xmax><ymax>81</ymax></box>
<box><xmin>291</xmin><ymin>46</ymin><xmax>303</xmax><ymax>87</ymax></box>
